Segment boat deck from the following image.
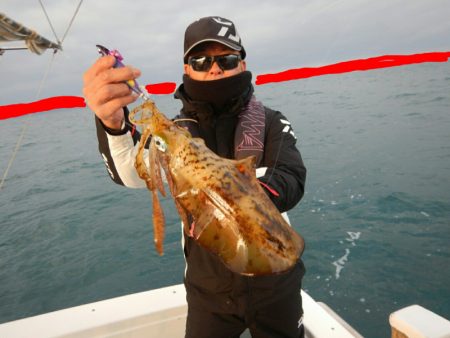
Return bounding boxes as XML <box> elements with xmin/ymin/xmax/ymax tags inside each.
<box><xmin>0</xmin><ymin>284</ymin><xmax>362</xmax><ymax>337</ymax></box>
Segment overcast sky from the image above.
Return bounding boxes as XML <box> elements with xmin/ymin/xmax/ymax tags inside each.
<box><xmin>1</xmin><ymin>0</ymin><xmax>449</xmax><ymax>104</ymax></box>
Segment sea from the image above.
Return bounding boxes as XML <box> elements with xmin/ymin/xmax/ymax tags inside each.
<box><xmin>1</xmin><ymin>62</ymin><xmax>449</xmax><ymax>338</ymax></box>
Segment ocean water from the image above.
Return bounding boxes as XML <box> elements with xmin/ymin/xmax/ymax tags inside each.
<box><xmin>1</xmin><ymin>62</ymin><xmax>449</xmax><ymax>337</ymax></box>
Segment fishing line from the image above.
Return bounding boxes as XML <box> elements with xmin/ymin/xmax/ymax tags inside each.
<box><xmin>36</xmin><ymin>49</ymin><xmax>58</xmax><ymax>99</ymax></box>
<box><xmin>0</xmin><ymin>51</ymin><xmax>56</xmax><ymax>192</ymax></box>
<box><xmin>0</xmin><ymin>126</ymin><xmax>27</xmax><ymax>191</ymax></box>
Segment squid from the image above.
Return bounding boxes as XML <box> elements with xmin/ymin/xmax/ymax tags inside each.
<box><xmin>129</xmin><ymin>100</ymin><xmax>304</xmax><ymax>276</ymax></box>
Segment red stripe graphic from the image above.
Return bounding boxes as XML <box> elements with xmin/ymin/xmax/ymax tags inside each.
<box><xmin>0</xmin><ymin>96</ymin><xmax>86</xmax><ymax>120</ymax></box>
<box><xmin>146</xmin><ymin>82</ymin><xmax>177</xmax><ymax>95</ymax></box>
<box><xmin>255</xmin><ymin>51</ymin><xmax>450</xmax><ymax>85</ymax></box>
<box><xmin>1</xmin><ymin>51</ymin><xmax>449</xmax><ymax>120</ymax></box>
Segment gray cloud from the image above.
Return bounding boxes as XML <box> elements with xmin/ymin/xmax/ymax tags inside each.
<box><xmin>1</xmin><ymin>0</ymin><xmax>449</xmax><ymax>105</ymax></box>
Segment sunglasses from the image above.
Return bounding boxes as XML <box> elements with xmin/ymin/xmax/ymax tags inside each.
<box><xmin>188</xmin><ymin>54</ymin><xmax>242</xmax><ymax>72</ymax></box>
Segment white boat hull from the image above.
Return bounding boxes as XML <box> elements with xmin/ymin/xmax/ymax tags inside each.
<box><xmin>0</xmin><ymin>284</ymin><xmax>363</xmax><ymax>338</ymax></box>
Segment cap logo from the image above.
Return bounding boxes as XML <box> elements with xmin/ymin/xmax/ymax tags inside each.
<box><xmin>212</xmin><ymin>17</ymin><xmax>232</xmax><ymax>26</ymax></box>
<box><xmin>212</xmin><ymin>17</ymin><xmax>240</xmax><ymax>43</ymax></box>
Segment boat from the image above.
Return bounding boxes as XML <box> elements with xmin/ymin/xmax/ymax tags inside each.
<box><xmin>1</xmin><ymin>6</ymin><xmax>449</xmax><ymax>338</ymax></box>
<box><xmin>0</xmin><ymin>283</ymin><xmax>449</xmax><ymax>337</ymax></box>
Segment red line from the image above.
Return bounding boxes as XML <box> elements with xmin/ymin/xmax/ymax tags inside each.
<box><xmin>1</xmin><ymin>51</ymin><xmax>449</xmax><ymax>119</ymax></box>
<box><xmin>0</xmin><ymin>96</ymin><xmax>86</xmax><ymax>120</ymax></box>
<box><xmin>255</xmin><ymin>51</ymin><xmax>450</xmax><ymax>85</ymax></box>
<box><xmin>145</xmin><ymin>82</ymin><xmax>177</xmax><ymax>95</ymax></box>
<box><xmin>258</xmin><ymin>180</ymin><xmax>280</xmax><ymax>197</ymax></box>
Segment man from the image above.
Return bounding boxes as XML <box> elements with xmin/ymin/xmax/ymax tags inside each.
<box><xmin>83</xmin><ymin>16</ymin><xmax>307</xmax><ymax>338</ymax></box>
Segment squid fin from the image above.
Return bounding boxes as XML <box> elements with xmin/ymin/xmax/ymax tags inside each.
<box><xmin>234</xmin><ymin>156</ymin><xmax>256</xmax><ymax>176</ymax></box>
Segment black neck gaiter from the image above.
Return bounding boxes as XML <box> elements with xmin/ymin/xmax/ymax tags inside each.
<box><xmin>183</xmin><ymin>71</ymin><xmax>252</xmax><ymax>108</ymax></box>
<box><xmin>180</xmin><ymin>71</ymin><xmax>253</xmax><ymax>158</ymax></box>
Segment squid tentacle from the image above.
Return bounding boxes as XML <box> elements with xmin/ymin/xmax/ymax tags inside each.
<box><xmin>151</xmin><ymin>139</ymin><xmax>166</xmax><ymax>197</ymax></box>
<box><xmin>151</xmin><ymin>188</ymin><xmax>165</xmax><ymax>255</ymax></box>
<box><xmin>135</xmin><ymin>127</ymin><xmax>153</xmax><ymax>190</ymax></box>
<box><xmin>148</xmin><ymin>140</ymin><xmax>164</xmax><ymax>255</ymax></box>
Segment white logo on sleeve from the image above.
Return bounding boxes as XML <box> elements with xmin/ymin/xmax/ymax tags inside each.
<box><xmin>298</xmin><ymin>315</ymin><xmax>304</xmax><ymax>328</ymax></box>
<box><xmin>280</xmin><ymin>119</ymin><xmax>297</xmax><ymax>139</ymax></box>
<box><xmin>101</xmin><ymin>153</ymin><xmax>114</xmax><ymax>179</ymax></box>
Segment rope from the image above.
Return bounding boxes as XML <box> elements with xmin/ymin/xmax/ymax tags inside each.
<box><xmin>38</xmin><ymin>0</ymin><xmax>61</xmax><ymax>44</ymax></box>
<box><xmin>61</xmin><ymin>0</ymin><xmax>84</xmax><ymax>43</ymax></box>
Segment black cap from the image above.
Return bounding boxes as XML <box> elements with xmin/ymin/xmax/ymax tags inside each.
<box><xmin>184</xmin><ymin>16</ymin><xmax>246</xmax><ymax>63</ymax></box>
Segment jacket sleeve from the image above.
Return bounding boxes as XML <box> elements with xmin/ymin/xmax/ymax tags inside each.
<box><xmin>257</xmin><ymin>108</ymin><xmax>307</xmax><ymax>213</ymax></box>
<box><xmin>95</xmin><ymin>107</ymin><xmax>147</xmax><ymax>188</ymax></box>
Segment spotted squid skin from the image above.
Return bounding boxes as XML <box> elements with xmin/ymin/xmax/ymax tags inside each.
<box><xmin>130</xmin><ymin>101</ymin><xmax>304</xmax><ymax>276</ymax></box>
<box><xmin>164</xmin><ymin>135</ymin><xmax>304</xmax><ymax>276</ymax></box>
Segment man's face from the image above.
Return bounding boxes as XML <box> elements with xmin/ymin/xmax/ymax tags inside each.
<box><xmin>184</xmin><ymin>42</ymin><xmax>246</xmax><ymax>81</ymax></box>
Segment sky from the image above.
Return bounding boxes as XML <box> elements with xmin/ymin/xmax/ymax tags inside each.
<box><xmin>1</xmin><ymin>0</ymin><xmax>449</xmax><ymax>105</ymax></box>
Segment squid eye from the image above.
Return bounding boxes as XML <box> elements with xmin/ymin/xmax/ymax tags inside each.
<box><xmin>154</xmin><ymin>136</ymin><xmax>167</xmax><ymax>152</ymax></box>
